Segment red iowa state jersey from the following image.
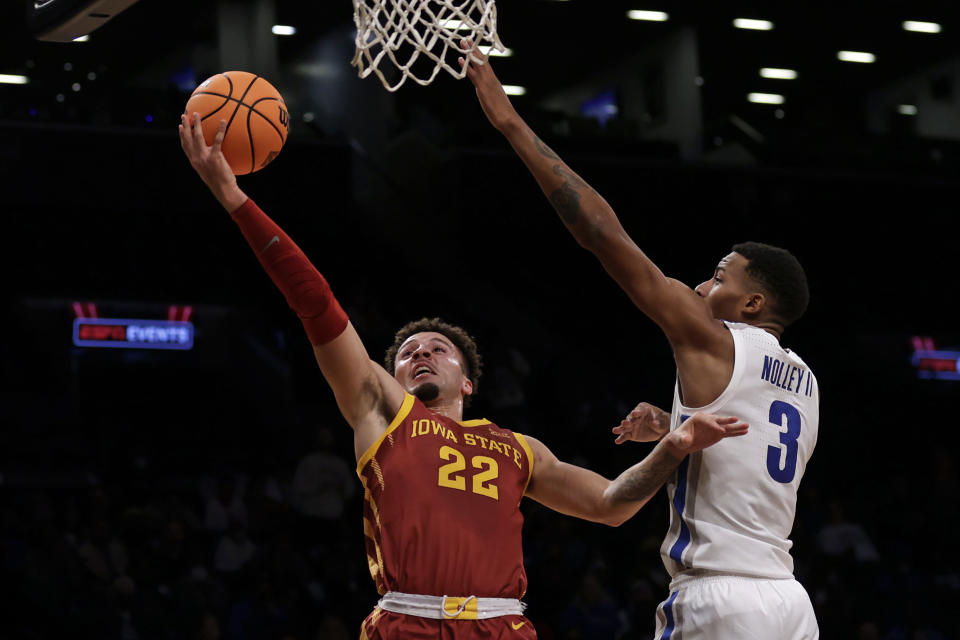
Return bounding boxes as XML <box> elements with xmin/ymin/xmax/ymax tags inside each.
<box><xmin>357</xmin><ymin>393</ymin><xmax>535</xmax><ymax>599</ymax></box>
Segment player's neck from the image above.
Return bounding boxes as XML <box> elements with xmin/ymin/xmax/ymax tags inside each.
<box><xmin>755</xmin><ymin>320</ymin><xmax>783</xmax><ymax>340</ymax></box>
<box><xmin>735</xmin><ymin>316</ymin><xmax>783</xmax><ymax>341</ymax></box>
<box><xmin>424</xmin><ymin>396</ymin><xmax>465</xmax><ymax>422</ymax></box>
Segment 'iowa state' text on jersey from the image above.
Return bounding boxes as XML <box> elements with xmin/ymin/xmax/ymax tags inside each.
<box><xmin>357</xmin><ymin>394</ymin><xmax>535</xmax><ymax>598</ymax></box>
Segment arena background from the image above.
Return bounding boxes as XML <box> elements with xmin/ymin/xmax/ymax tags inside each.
<box><xmin>1</xmin><ymin>1</ymin><xmax>958</xmax><ymax>638</ymax></box>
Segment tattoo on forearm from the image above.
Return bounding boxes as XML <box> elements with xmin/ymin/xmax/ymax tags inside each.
<box><xmin>608</xmin><ymin>451</ymin><xmax>679</xmax><ymax>503</ymax></box>
<box><xmin>548</xmin><ymin>165</ymin><xmax>587</xmax><ymax>226</ymax></box>
<box><xmin>533</xmin><ymin>135</ymin><xmax>560</xmax><ymax>160</ymax></box>
<box><xmin>533</xmin><ymin>133</ymin><xmax>596</xmax><ymax>229</ymax></box>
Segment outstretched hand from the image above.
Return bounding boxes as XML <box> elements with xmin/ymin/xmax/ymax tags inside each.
<box><xmin>178</xmin><ymin>113</ymin><xmax>245</xmax><ymax>211</ymax></box>
<box><xmin>457</xmin><ymin>39</ymin><xmax>520</xmax><ymax>133</ymax></box>
<box><xmin>612</xmin><ymin>402</ymin><xmax>671</xmax><ymax>444</ymax></box>
<box><xmin>665</xmin><ymin>413</ymin><xmax>749</xmax><ymax>458</ymax></box>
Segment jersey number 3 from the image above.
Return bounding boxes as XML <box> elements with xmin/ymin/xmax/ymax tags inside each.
<box><xmin>766</xmin><ymin>400</ymin><xmax>802</xmax><ymax>483</ymax></box>
<box><xmin>438</xmin><ymin>445</ymin><xmax>500</xmax><ymax>500</ymax></box>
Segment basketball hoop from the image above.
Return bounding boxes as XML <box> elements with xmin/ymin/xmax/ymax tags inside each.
<box><xmin>351</xmin><ymin>0</ymin><xmax>505</xmax><ymax>91</ymax></box>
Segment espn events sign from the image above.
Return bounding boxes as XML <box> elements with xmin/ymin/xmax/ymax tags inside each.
<box><xmin>73</xmin><ymin>318</ymin><xmax>194</xmax><ymax>350</ymax></box>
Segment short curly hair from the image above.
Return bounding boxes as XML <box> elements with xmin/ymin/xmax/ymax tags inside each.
<box><xmin>732</xmin><ymin>241</ymin><xmax>810</xmax><ymax>328</ymax></box>
<box><xmin>384</xmin><ymin>317</ymin><xmax>484</xmax><ymax>406</ymax></box>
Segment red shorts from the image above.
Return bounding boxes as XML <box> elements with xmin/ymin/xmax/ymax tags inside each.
<box><xmin>360</xmin><ymin>608</ymin><xmax>538</xmax><ymax>639</ymax></box>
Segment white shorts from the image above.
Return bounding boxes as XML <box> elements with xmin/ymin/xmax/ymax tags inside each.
<box><xmin>654</xmin><ymin>572</ymin><xmax>819</xmax><ymax>639</ymax></box>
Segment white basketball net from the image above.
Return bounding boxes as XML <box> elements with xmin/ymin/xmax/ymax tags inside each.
<box><xmin>352</xmin><ymin>0</ymin><xmax>505</xmax><ymax>91</ymax></box>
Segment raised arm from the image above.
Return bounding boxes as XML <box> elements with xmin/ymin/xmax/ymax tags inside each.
<box><xmin>523</xmin><ymin>413</ymin><xmax>747</xmax><ymax>526</ymax></box>
<box><xmin>460</xmin><ymin>47</ymin><xmax>719</xmax><ymax>350</ymax></box>
<box><xmin>179</xmin><ymin>114</ymin><xmax>405</xmax><ymax>460</ymax></box>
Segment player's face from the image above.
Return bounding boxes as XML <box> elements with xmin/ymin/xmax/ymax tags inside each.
<box><xmin>694</xmin><ymin>252</ymin><xmax>754</xmax><ymax>321</ymax></box>
<box><xmin>394</xmin><ymin>332</ymin><xmax>471</xmax><ymax>403</ymax></box>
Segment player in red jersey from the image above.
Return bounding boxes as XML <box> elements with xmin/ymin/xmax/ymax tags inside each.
<box><xmin>179</xmin><ymin>113</ymin><xmax>749</xmax><ymax>639</ymax></box>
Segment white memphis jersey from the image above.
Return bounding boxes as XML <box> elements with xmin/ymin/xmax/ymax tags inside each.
<box><xmin>660</xmin><ymin>322</ymin><xmax>819</xmax><ymax>579</ymax></box>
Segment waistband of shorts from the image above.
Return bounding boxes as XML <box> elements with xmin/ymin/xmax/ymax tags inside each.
<box><xmin>670</xmin><ymin>569</ymin><xmax>795</xmax><ymax>590</ymax></box>
<box><xmin>376</xmin><ymin>591</ymin><xmax>527</xmax><ymax>620</ymax></box>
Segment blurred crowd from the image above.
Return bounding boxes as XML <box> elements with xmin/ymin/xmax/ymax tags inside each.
<box><xmin>3</xmin><ymin>378</ymin><xmax>958</xmax><ymax>640</ymax></box>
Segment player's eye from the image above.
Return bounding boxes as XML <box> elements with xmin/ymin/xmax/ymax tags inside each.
<box><xmin>433</xmin><ymin>346</ymin><xmax>446</xmax><ymax>353</ymax></box>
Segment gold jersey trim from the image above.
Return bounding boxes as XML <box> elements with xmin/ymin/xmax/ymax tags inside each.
<box><xmin>513</xmin><ymin>432</ymin><xmax>536</xmax><ymax>497</ymax></box>
<box><xmin>356</xmin><ymin>392</ymin><xmax>416</xmax><ymax>475</ymax></box>
<box><xmin>460</xmin><ymin>418</ymin><xmax>491</xmax><ymax>427</ymax></box>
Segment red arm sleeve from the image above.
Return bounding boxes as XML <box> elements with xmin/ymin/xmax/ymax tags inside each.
<box><xmin>229</xmin><ymin>198</ymin><xmax>348</xmax><ymax>345</ymax></box>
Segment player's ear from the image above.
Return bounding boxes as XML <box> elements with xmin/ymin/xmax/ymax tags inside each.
<box><xmin>461</xmin><ymin>376</ymin><xmax>474</xmax><ymax>398</ymax></box>
<box><xmin>743</xmin><ymin>292</ymin><xmax>765</xmax><ymax>317</ymax></box>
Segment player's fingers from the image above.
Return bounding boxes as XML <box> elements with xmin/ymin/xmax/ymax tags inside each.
<box><xmin>179</xmin><ymin>114</ymin><xmax>192</xmax><ymax>145</ymax></box>
<box><xmin>714</xmin><ymin>415</ymin><xmax>741</xmax><ymax>425</ymax></box>
<box><xmin>461</xmin><ymin>37</ymin><xmax>488</xmax><ymax>66</ymax></box>
<box><xmin>192</xmin><ymin>112</ymin><xmax>206</xmax><ymax>144</ymax></box>
<box><xmin>211</xmin><ymin>120</ymin><xmax>226</xmax><ymax>152</ymax></box>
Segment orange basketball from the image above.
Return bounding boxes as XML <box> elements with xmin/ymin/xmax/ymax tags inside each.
<box><xmin>185</xmin><ymin>71</ymin><xmax>290</xmax><ymax>175</ymax></box>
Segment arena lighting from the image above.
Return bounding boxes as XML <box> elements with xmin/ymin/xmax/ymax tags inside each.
<box><xmin>733</xmin><ymin>18</ymin><xmax>774</xmax><ymax>31</ymax></box>
<box><xmin>72</xmin><ymin>301</ymin><xmax>98</xmax><ymax>318</ymax></box>
<box><xmin>838</xmin><ymin>51</ymin><xmax>876</xmax><ymax>63</ymax></box>
<box><xmin>898</xmin><ymin>104</ymin><xmax>918</xmax><ymax>115</ymax></box>
<box><xmin>0</xmin><ymin>74</ymin><xmax>29</xmax><ymax>84</ymax></box>
<box><xmin>271</xmin><ymin>25</ymin><xmax>296</xmax><ymax>36</ymax></box>
<box><xmin>439</xmin><ymin>19</ymin><xmax>471</xmax><ymax>31</ymax></box>
<box><xmin>479</xmin><ymin>45</ymin><xmax>513</xmax><ymax>57</ymax></box>
<box><xmin>748</xmin><ymin>92</ymin><xmax>785</xmax><ymax>104</ymax></box>
<box><xmin>760</xmin><ymin>68</ymin><xmax>797</xmax><ymax>80</ymax></box>
<box><xmin>502</xmin><ymin>85</ymin><xmax>527</xmax><ymax>96</ymax></box>
<box><xmin>903</xmin><ymin>20</ymin><xmax>941</xmax><ymax>33</ymax></box>
<box><xmin>167</xmin><ymin>304</ymin><xmax>194</xmax><ymax>322</ymax></box>
<box><xmin>72</xmin><ymin>34</ymin><xmax>88</xmax><ymax>42</ymax></box>
<box><xmin>627</xmin><ymin>10</ymin><xmax>669</xmax><ymax>22</ymax></box>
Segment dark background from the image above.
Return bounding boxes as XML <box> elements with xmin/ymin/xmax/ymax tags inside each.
<box><xmin>1</xmin><ymin>1</ymin><xmax>958</xmax><ymax>639</ymax></box>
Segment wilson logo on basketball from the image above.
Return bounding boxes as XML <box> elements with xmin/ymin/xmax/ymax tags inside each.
<box><xmin>278</xmin><ymin>106</ymin><xmax>289</xmax><ymax>130</ymax></box>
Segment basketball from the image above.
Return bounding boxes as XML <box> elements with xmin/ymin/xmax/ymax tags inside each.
<box><xmin>184</xmin><ymin>71</ymin><xmax>290</xmax><ymax>175</ymax></box>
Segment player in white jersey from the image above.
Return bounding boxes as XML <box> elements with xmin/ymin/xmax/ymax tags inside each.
<box><xmin>615</xmin><ymin>317</ymin><xmax>819</xmax><ymax>638</ymax></box>
<box><xmin>463</xmin><ymin>45</ymin><xmax>820</xmax><ymax>638</ymax></box>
